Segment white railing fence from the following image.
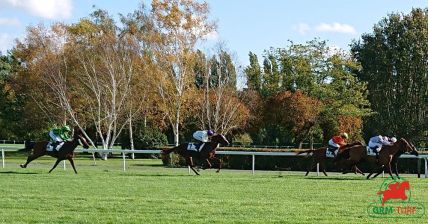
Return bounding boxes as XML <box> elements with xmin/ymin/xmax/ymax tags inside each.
<box><xmin>1</xmin><ymin>146</ymin><xmax>427</xmax><ymax>178</ymax></box>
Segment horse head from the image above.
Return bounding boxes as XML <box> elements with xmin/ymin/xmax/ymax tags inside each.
<box><xmin>73</xmin><ymin>127</ymin><xmax>90</xmax><ymax>149</ymax></box>
<box><xmin>400</xmin><ymin>181</ymin><xmax>410</xmax><ymax>190</ymax></box>
<box><xmin>211</xmin><ymin>134</ymin><xmax>230</xmax><ymax>146</ymax></box>
<box><xmin>397</xmin><ymin>138</ymin><xmax>418</xmax><ymax>156</ymax></box>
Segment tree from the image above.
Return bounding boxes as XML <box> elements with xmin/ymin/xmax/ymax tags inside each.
<box><xmin>0</xmin><ymin>53</ymin><xmax>25</xmax><ymax>139</ymax></box>
<box><xmin>148</xmin><ymin>0</ymin><xmax>216</xmax><ymax>145</ymax></box>
<box><xmin>192</xmin><ymin>46</ymin><xmax>248</xmax><ymax>135</ymax></box>
<box><xmin>352</xmin><ymin>8</ymin><xmax>428</xmax><ymax>142</ymax></box>
<box><xmin>245</xmin><ymin>39</ymin><xmax>371</xmax><ymax>144</ymax></box>
<box><xmin>12</xmin><ymin>10</ymin><xmax>151</xmax><ymax>156</ymax></box>
<box><xmin>244</xmin><ymin>52</ymin><xmax>262</xmax><ymax>91</ymax></box>
<box><xmin>65</xmin><ymin>10</ymin><xmax>147</xmax><ymax>152</ymax></box>
<box><xmin>266</xmin><ymin>91</ymin><xmax>322</xmax><ymax>148</ymax></box>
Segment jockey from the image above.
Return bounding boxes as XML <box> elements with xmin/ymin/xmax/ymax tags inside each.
<box><xmin>327</xmin><ymin>132</ymin><xmax>348</xmax><ymax>157</ymax></box>
<box><xmin>368</xmin><ymin>135</ymin><xmax>396</xmax><ymax>158</ymax></box>
<box><xmin>48</xmin><ymin>125</ymin><xmax>72</xmax><ymax>151</ymax></box>
<box><xmin>192</xmin><ymin>130</ymin><xmax>215</xmax><ymax>152</ymax></box>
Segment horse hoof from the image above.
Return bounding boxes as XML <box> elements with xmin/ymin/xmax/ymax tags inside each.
<box><xmin>20</xmin><ymin>164</ymin><xmax>25</xmax><ymax>168</ymax></box>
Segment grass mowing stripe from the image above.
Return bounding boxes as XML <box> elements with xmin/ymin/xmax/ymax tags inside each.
<box><xmin>0</xmin><ymin>156</ymin><xmax>426</xmax><ymax>223</ymax></box>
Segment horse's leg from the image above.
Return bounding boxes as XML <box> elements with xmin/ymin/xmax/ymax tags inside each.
<box><xmin>187</xmin><ymin>157</ymin><xmax>199</xmax><ymax>175</ymax></box>
<box><xmin>204</xmin><ymin>159</ymin><xmax>212</xmax><ymax>170</ymax></box>
<box><xmin>354</xmin><ymin>166</ymin><xmax>365</xmax><ymax>176</ymax></box>
<box><xmin>20</xmin><ymin>153</ymin><xmax>44</xmax><ymax>168</ymax></box>
<box><xmin>48</xmin><ymin>159</ymin><xmax>63</xmax><ymax>173</ymax></box>
<box><xmin>305</xmin><ymin>158</ymin><xmax>315</xmax><ymax>176</ymax></box>
<box><xmin>319</xmin><ymin>161</ymin><xmax>328</xmax><ymax>176</ymax></box>
<box><xmin>394</xmin><ymin>162</ymin><xmax>400</xmax><ymax>179</ymax></box>
<box><xmin>68</xmin><ymin>158</ymin><xmax>78</xmax><ymax>174</ymax></box>
<box><xmin>371</xmin><ymin>165</ymin><xmax>386</xmax><ymax>179</ymax></box>
<box><xmin>391</xmin><ymin>158</ymin><xmax>400</xmax><ymax>179</ymax></box>
<box><xmin>387</xmin><ymin>163</ymin><xmax>394</xmax><ymax>179</ymax></box>
<box><xmin>211</xmin><ymin>157</ymin><xmax>222</xmax><ymax>173</ymax></box>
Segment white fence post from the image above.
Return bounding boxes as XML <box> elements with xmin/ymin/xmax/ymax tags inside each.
<box><xmin>424</xmin><ymin>157</ymin><xmax>428</xmax><ymax>178</ymax></box>
<box><xmin>316</xmin><ymin>163</ymin><xmax>319</xmax><ymax>176</ymax></box>
<box><xmin>63</xmin><ymin>160</ymin><xmax>66</xmax><ymax>170</ymax></box>
<box><xmin>2</xmin><ymin>149</ymin><xmax>4</xmax><ymax>168</ymax></box>
<box><xmin>252</xmin><ymin>154</ymin><xmax>255</xmax><ymax>175</ymax></box>
<box><xmin>122</xmin><ymin>152</ymin><xmax>126</xmax><ymax>171</ymax></box>
<box><xmin>92</xmin><ymin>153</ymin><xmax>96</xmax><ymax>166</ymax></box>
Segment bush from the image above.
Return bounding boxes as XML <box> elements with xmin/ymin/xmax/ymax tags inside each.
<box><xmin>232</xmin><ymin>133</ymin><xmax>253</xmax><ymax>146</ymax></box>
<box><xmin>122</xmin><ymin>126</ymin><xmax>168</xmax><ymax>150</ymax></box>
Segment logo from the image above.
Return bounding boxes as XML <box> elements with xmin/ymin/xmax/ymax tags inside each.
<box><xmin>367</xmin><ymin>178</ymin><xmax>425</xmax><ymax>218</ymax></box>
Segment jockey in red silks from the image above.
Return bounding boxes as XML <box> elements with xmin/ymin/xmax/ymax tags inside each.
<box><xmin>327</xmin><ymin>132</ymin><xmax>348</xmax><ymax>157</ymax></box>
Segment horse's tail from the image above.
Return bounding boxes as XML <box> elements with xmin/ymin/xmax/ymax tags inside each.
<box><xmin>296</xmin><ymin>149</ymin><xmax>314</xmax><ymax>155</ymax></box>
<box><xmin>18</xmin><ymin>140</ymin><xmax>35</xmax><ymax>152</ymax></box>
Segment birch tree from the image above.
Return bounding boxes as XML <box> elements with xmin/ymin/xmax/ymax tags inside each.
<box><xmin>149</xmin><ymin>0</ymin><xmax>216</xmax><ymax>145</ymax></box>
<box><xmin>196</xmin><ymin>47</ymin><xmax>249</xmax><ymax>134</ymax></box>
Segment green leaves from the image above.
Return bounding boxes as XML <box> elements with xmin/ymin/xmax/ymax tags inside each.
<box><xmin>352</xmin><ymin>8</ymin><xmax>428</xmax><ymax>141</ymax></box>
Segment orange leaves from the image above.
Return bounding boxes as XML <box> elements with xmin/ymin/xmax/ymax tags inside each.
<box><xmin>267</xmin><ymin>90</ymin><xmax>322</xmax><ymax>133</ymax></box>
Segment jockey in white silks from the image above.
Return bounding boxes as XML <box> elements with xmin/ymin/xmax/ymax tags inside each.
<box><xmin>368</xmin><ymin>135</ymin><xmax>397</xmax><ymax>158</ymax></box>
<box><xmin>192</xmin><ymin>130</ymin><xmax>215</xmax><ymax>152</ymax></box>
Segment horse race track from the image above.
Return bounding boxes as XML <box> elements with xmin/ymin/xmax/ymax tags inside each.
<box><xmin>0</xmin><ymin>155</ymin><xmax>427</xmax><ymax>223</ymax></box>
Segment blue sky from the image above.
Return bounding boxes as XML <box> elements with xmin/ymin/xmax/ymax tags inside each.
<box><xmin>1</xmin><ymin>0</ymin><xmax>427</xmax><ymax>66</ymax></box>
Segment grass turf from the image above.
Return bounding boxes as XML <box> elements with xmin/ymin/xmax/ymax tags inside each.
<box><xmin>0</xmin><ymin>154</ymin><xmax>427</xmax><ymax>223</ymax></box>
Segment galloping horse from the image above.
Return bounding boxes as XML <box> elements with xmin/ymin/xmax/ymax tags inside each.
<box><xmin>20</xmin><ymin>127</ymin><xmax>90</xmax><ymax>174</ymax></box>
<box><xmin>162</xmin><ymin>134</ymin><xmax>230</xmax><ymax>175</ymax></box>
<box><xmin>365</xmin><ymin>138</ymin><xmax>418</xmax><ymax>179</ymax></box>
<box><xmin>334</xmin><ymin>138</ymin><xmax>418</xmax><ymax>179</ymax></box>
<box><xmin>296</xmin><ymin>142</ymin><xmax>363</xmax><ymax>176</ymax></box>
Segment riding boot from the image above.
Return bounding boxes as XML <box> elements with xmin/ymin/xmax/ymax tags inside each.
<box><xmin>375</xmin><ymin>152</ymin><xmax>379</xmax><ymax>163</ymax></box>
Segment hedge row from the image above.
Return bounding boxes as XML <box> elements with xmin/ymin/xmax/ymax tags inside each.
<box><xmin>162</xmin><ymin>153</ymin><xmax>423</xmax><ymax>174</ymax></box>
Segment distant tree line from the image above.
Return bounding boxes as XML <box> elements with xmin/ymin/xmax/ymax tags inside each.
<box><xmin>0</xmin><ymin>2</ymin><xmax>427</xmax><ymax>148</ymax></box>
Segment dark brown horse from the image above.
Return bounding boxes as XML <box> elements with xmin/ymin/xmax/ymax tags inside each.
<box><xmin>20</xmin><ymin>127</ymin><xmax>90</xmax><ymax>174</ymax></box>
<box><xmin>366</xmin><ymin>138</ymin><xmax>418</xmax><ymax>179</ymax></box>
<box><xmin>162</xmin><ymin>134</ymin><xmax>230</xmax><ymax>175</ymax></box>
<box><xmin>296</xmin><ymin>142</ymin><xmax>363</xmax><ymax>176</ymax></box>
<box><xmin>334</xmin><ymin>138</ymin><xmax>418</xmax><ymax>179</ymax></box>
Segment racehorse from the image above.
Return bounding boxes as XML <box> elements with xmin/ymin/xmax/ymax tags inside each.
<box><xmin>20</xmin><ymin>127</ymin><xmax>90</xmax><ymax>174</ymax></box>
<box><xmin>365</xmin><ymin>138</ymin><xmax>418</xmax><ymax>179</ymax></box>
<box><xmin>161</xmin><ymin>134</ymin><xmax>230</xmax><ymax>175</ymax></box>
<box><xmin>334</xmin><ymin>138</ymin><xmax>418</xmax><ymax>179</ymax></box>
<box><xmin>296</xmin><ymin>142</ymin><xmax>363</xmax><ymax>176</ymax></box>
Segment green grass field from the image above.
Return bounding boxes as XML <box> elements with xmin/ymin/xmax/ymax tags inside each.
<box><xmin>0</xmin><ymin>154</ymin><xmax>427</xmax><ymax>223</ymax></box>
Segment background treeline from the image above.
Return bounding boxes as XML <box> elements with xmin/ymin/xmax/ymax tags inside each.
<box><xmin>0</xmin><ymin>1</ymin><xmax>427</xmax><ymax>148</ymax></box>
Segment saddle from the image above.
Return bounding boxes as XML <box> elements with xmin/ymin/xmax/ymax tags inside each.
<box><xmin>187</xmin><ymin>143</ymin><xmax>203</xmax><ymax>152</ymax></box>
<box><xmin>46</xmin><ymin>142</ymin><xmax>63</xmax><ymax>152</ymax></box>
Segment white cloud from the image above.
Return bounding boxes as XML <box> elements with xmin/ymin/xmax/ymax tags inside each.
<box><xmin>315</xmin><ymin>22</ymin><xmax>357</xmax><ymax>35</ymax></box>
<box><xmin>293</xmin><ymin>23</ymin><xmax>310</xmax><ymax>35</ymax></box>
<box><xmin>0</xmin><ymin>33</ymin><xmax>14</xmax><ymax>54</ymax></box>
<box><xmin>0</xmin><ymin>18</ymin><xmax>20</xmax><ymax>26</ymax></box>
<box><xmin>0</xmin><ymin>0</ymin><xmax>72</xmax><ymax>19</ymax></box>
<box><xmin>204</xmin><ymin>30</ymin><xmax>219</xmax><ymax>41</ymax></box>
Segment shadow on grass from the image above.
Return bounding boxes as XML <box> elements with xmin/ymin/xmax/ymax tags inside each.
<box><xmin>305</xmin><ymin>176</ymin><xmax>367</xmax><ymax>181</ymax></box>
<box><xmin>121</xmin><ymin>173</ymin><xmax>194</xmax><ymax>177</ymax></box>
<box><xmin>0</xmin><ymin>171</ymin><xmax>39</xmax><ymax>175</ymax></box>
<box><xmin>131</xmin><ymin>164</ymin><xmax>164</xmax><ymax>167</ymax></box>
